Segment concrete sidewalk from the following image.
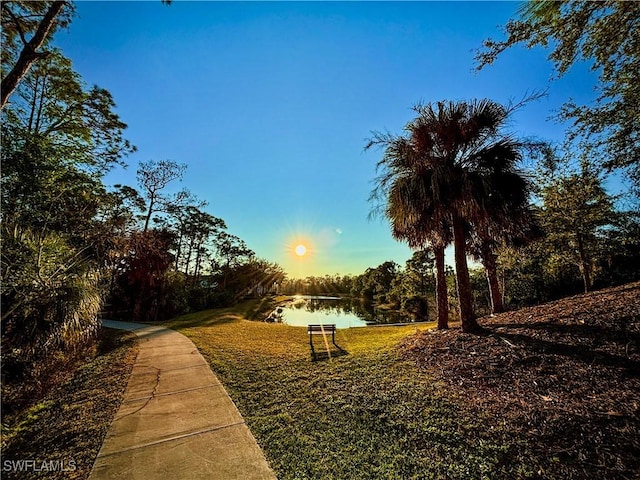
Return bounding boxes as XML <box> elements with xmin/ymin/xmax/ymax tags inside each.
<box><xmin>89</xmin><ymin>320</ymin><xmax>276</xmax><ymax>480</ymax></box>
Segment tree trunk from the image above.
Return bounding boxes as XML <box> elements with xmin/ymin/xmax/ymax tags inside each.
<box><xmin>174</xmin><ymin>231</ymin><xmax>183</xmax><ymax>271</ymax></box>
<box><xmin>576</xmin><ymin>233</ymin><xmax>592</xmax><ymax>293</ymax></box>
<box><xmin>27</xmin><ymin>76</ymin><xmax>40</xmax><ymax>132</ymax></box>
<box><xmin>1</xmin><ymin>1</ymin><xmax>67</xmax><ymax>110</ymax></box>
<box><xmin>434</xmin><ymin>244</ymin><xmax>448</xmax><ymax>329</ymax></box>
<box><xmin>453</xmin><ymin>218</ymin><xmax>480</xmax><ymax>333</ymax></box>
<box><xmin>482</xmin><ymin>244</ymin><xmax>504</xmax><ymax>314</ymax></box>
<box><xmin>143</xmin><ymin>193</ymin><xmax>155</xmax><ymax>232</ymax></box>
<box><xmin>184</xmin><ymin>239</ymin><xmax>193</xmax><ymax>275</ymax></box>
<box><xmin>194</xmin><ymin>242</ymin><xmax>203</xmax><ymax>281</ymax></box>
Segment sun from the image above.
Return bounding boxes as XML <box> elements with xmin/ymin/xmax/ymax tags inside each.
<box><xmin>294</xmin><ymin>244</ymin><xmax>307</xmax><ymax>256</ymax></box>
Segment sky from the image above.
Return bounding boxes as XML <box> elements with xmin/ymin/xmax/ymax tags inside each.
<box><xmin>53</xmin><ymin>1</ymin><xmax>600</xmax><ymax>278</ymax></box>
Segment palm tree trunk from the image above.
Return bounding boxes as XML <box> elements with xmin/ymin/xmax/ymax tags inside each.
<box><xmin>434</xmin><ymin>244</ymin><xmax>448</xmax><ymax>329</ymax></box>
<box><xmin>482</xmin><ymin>245</ymin><xmax>504</xmax><ymax>314</ymax></box>
<box><xmin>453</xmin><ymin>218</ymin><xmax>480</xmax><ymax>333</ymax></box>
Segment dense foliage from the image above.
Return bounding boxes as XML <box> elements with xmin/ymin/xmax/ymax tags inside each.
<box><xmin>0</xmin><ymin>3</ymin><xmax>284</xmax><ymax>388</ymax></box>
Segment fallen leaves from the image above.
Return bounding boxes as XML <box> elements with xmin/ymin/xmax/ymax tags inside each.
<box><xmin>399</xmin><ymin>281</ymin><xmax>640</xmax><ymax>479</ymax></box>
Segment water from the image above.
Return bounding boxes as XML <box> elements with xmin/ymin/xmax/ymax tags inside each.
<box><xmin>276</xmin><ymin>295</ymin><xmax>413</xmax><ymax>329</ymax></box>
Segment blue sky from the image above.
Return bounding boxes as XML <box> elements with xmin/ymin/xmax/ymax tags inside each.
<box><xmin>54</xmin><ymin>1</ymin><xmax>599</xmax><ymax>278</ymax></box>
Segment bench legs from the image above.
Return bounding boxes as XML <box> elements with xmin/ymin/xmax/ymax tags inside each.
<box><xmin>308</xmin><ymin>331</ymin><xmax>339</xmax><ymax>361</ymax></box>
<box><xmin>309</xmin><ymin>335</ymin><xmax>316</xmax><ymax>359</ymax></box>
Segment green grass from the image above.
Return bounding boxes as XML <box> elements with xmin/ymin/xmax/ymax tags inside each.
<box><xmin>167</xmin><ymin>303</ymin><xmax>532</xmax><ymax>479</ymax></box>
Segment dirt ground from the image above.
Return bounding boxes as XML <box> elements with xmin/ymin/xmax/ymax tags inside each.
<box><xmin>400</xmin><ymin>282</ymin><xmax>640</xmax><ymax>480</ymax></box>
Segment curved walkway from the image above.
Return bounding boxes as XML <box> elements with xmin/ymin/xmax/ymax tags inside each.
<box><xmin>89</xmin><ymin>320</ymin><xmax>276</xmax><ymax>480</ymax></box>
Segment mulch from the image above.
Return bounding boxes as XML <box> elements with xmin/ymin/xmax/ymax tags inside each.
<box><xmin>399</xmin><ymin>281</ymin><xmax>640</xmax><ymax>480</ymax></box>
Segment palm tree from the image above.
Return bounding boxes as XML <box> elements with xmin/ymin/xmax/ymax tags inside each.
<box><xmin>470</xmin><ymin>197</ymin><xmax>538</xmax><ymax>315</ymax></box>
<box><xmin>369</xmin><ymin>134</ymin><xmax>452</xmax><ymax>329</ymax></box>
<box><xmin>387</xmin><ymin>177</ymin><xmax>452</xmax><ymax>330</ymax></box>
<box><xmin>369</xmin><ymin>99</ymin><xmax>539</xmax><ymax>333</ymax></box>
<box><xmin>467</xmin><ymin>143</ymin><xmax>538</xmax><ymax>314</ymax></box>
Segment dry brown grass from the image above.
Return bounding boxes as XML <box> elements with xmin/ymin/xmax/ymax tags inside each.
<box><xmin>1</xmin><ymin>329</ymin><xmax>138</xmax><ymax>480</ymax></box>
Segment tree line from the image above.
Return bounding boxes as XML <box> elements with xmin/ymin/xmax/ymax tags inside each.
<box><xmin>280</xmin><ymin>173</ymin><xmax>638</xmax><ymax>323</ymax></box>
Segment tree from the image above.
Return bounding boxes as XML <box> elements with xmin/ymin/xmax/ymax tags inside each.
<box><xmin>368</xmin><ymin>130</ymin><xmax>452</xmax><ymax>329</ymax></box>
<box><xmin>98</xmin><ymin>184</ymin><xmax>146</xmax><ymax>236</ymax></box>
<box><xmin>389</xmin><ymin>251</ymin><xmax>436</xmax><ymax>322</ymax></box>
<box><xmin>370</xmin><ymin>261</ymin><xmax>400</xmax><ymax>304</ymax></box>
<box><xmin>1</xmin><ymin>47</ymin><xmax>135</xmax><ymax>256</ymax></box>
<box><xmin>369</xmin><ymin>99</ymin><xmax>539</xmax><ymax>333</ymax></box>
<box><xmin>2</xmin><ymin>49</ymin><xmax>134</xmax><ymax>174</ymax></box>
<box><xmin>175</xmin><ymin>206</ymin><xmax>225</xmax><ymax>279</ymax></box>
<box><xmin>598</xmin><ymin>210</ymin><xmax>640</xmax><ymax>286</ymax></box>
<box><xmin>495</xmin><ymin>241</ymin><xmax>549</xmax><ymax>307</ymax></box>
<box><xmin>476</xmin><ymin>1</ymin><xmax>640</xmax><ymax>192</ymax></box>
<box><xmin>136</xmin><ymin>159</ymin><xmax>187</xmax><ymax>231</ymax></box>
<box><xmin>212</xmin><ymin>231</ymin><xmax>254</xmax><ymax>290</ymax></box>
<box><xmin>468</xmin><ymin>157</ymin><xmax>538</xmax><ymax>315</ymax></box>
<box><xmin>111</xmin><ymin>229</ymin><xmax>176</xmax><ymax>322</ymax></box>
<box><xmin>1</xmin><ymin>48</ymin><xmax>134</xmax><ymax>239</ymax></box>
<box><xmin>404</xmin><ymin>250</ymin><xmax>435</xmax><ymax>298</ymax></box>
<box><xmin>227</xmin><ymin>258</ymin><xmax>286</xmax><ymax>299</ymax></box>
<box><xmin>2</xmin><ymin>1</ymin><xmax>172</xmax><ymax>109</ymax></box>
<box><xmin>1</xmin><ymin>34</ymin><xmax>135</xmax><ymax>373</ymax></box>
<box><xmin>539</xmin><ymin>162</ymin><xmax>616</xmax><ymax>293</ymax></box>
<box><xmin>469</xmin><ymin>206</ymin><xmax>539</xmax><ymax>314</ymax></box>
<box><xmin>1</xmin><ymin>1</ymin><xmax>74</xmax><ymax>109</ymax></box>
<box><xmin>403</xmin><ymin>295</ymin><xmax>429</xmax><ymax>322</ymax></box>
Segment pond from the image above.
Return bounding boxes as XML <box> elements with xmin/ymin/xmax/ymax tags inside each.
<box><xmin>273</xmin><ymin>295</ymin><xmax>416</xmax><ymax>329</ymax></box>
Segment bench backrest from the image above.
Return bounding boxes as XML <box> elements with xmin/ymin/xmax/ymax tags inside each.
<box><xmin>307</xmin><ymin>324</ymin><xmax>336</xmax><ymax>333</ymax></box>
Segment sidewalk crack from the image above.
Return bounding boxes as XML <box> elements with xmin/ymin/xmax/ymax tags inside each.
<box><xmin>116</xmin><ymin>367</ymin><xmax>161</xmax><ymax>420</ymax></box>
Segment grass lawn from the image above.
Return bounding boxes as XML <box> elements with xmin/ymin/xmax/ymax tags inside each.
<box><xmin>166</xmin><ymin>302</ymin><xmax>531</xmax><ymax>480</ymax></box>
<box><xmin>6</xmin><ymin>283</ymin><xmax>633</xmax><ymax>480</ymax></box>
<box><xmin>167</xmin><ymin>284</ymin><xmax>640</xmax><ymax>479</ymax></box>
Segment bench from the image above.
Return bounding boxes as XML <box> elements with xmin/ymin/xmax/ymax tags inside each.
<box><xmin>307</xmin><ymin>324</ymin><xmax>337</xmax><ymax>359</ymax></box>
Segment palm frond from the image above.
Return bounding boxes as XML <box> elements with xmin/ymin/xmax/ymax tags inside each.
<box><xmin>368</xmin><ymin>98</ymin><xmax>537</xmax><ymax>256</ymax></box>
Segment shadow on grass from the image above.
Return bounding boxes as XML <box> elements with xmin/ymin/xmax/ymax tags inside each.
<box><xmin>310</xmin><ymin>346</ymin><xmax>349</xmax><ymax>362</ymax></box>
<box><xmin>97</xmin><ymin>328</ymin><xmax>137</xmax><ymax>356</ymax></box>
<box><xmin>164</xmin><ymin>314</ymin><xmax>240</xmax><ymax>330</ymax></box>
